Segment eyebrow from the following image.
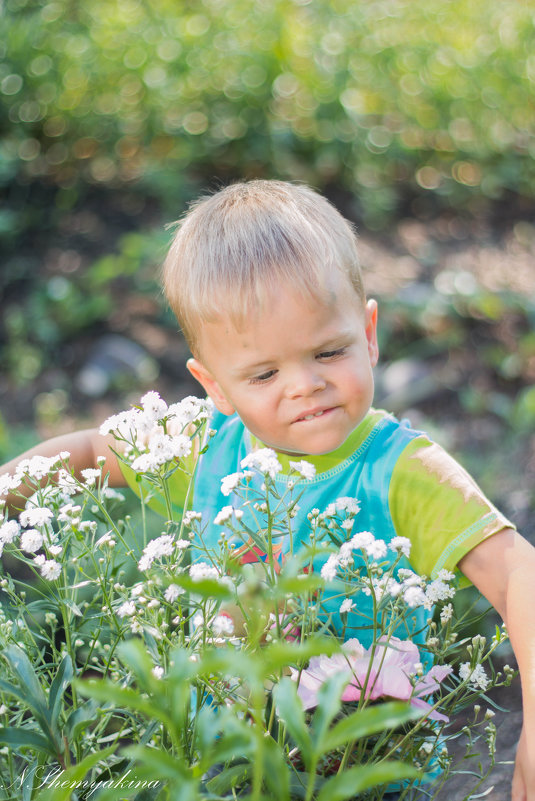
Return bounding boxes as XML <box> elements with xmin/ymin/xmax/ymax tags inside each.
<box><xmin>231</xmin><ymin>330</ymin><xmax>356</xmax><ymax>378</ymax></box>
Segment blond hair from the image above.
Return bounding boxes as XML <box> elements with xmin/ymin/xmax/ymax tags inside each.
<box><xmin>162</xmin><ymin>180</ymin><xmax>364</xmax><ymax>355</ymax></box>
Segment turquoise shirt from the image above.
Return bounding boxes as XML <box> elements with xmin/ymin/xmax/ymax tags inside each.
<box><xmin>121</xmin><ymin>406</ymin><xmax>512</xmax><ymax>647</ymax></box>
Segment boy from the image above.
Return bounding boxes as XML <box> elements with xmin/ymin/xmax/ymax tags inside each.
<box><xmin>1</xmin><ymin>180</ymin><xmax>535</xmax><ymax>799</ymax></box>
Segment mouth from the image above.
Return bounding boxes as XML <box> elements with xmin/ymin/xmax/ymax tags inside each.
<box><xmin>294</xmin><ymin>407</ymin><xmax>336</xmax><ymax>423</ymax></box>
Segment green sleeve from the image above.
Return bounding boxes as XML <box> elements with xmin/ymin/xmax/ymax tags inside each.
<box><xmin>389</xmin><ymin>437</ymin><xmax>515</xmax><ymax>580</ymax></box>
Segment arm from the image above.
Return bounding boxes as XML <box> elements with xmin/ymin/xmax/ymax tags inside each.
<box><xmin>1</xmin><ymin>429</ymin><xmax>127</xmax><ymax>514</ymax></box>
<box><xmin>459</xmin><ymin>529</ymin><xmax>535</xmax><ymax>801</ymax></box>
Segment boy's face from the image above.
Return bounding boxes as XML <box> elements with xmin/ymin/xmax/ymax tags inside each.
<box><xmin>187</xmin><ymin>275</ymin><xmax>379</xmax><ymax>456</ymax></box>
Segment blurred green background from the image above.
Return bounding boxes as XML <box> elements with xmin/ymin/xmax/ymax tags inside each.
<box><xmin>1</xmin><ymin>0</ymin><xmax>534</xmax><ymax>538</ymax></box>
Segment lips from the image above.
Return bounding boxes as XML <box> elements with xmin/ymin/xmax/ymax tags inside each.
<box><xmin>293</xmin><ymin>407</ymin><xmax>335</xmax><ymax>423</ymax></box>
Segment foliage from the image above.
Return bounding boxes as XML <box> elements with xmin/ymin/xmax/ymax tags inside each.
<box><xmin>0</xmin><ymin>392</ymin><xmax>515</xmax><ymax>799</ymax></box>
<box><xmin>2</xmin><ymin>0</ymin><xmax>535</xmax><ymax>229</ymax></box>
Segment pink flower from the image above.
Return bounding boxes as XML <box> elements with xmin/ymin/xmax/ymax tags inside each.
<box><xmin>291</xmin><ymin>636</ymin><xmax>452</xmax><ymax>722</ymax></box>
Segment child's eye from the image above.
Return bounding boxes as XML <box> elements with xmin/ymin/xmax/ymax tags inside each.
<box><xmin>249</xmin><ymin>369</ymin><xmax>277</xmax><ymax>385</ymax></box>
<box><xmin>317</xmin><ymin>347</ymin><xmax>347</xmax><ymax>360</ymax></box>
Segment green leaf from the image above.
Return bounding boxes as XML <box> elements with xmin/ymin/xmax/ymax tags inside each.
<box><xmin>172</xmin><ymin>575</ymin><xmax>234</xmax><ymax>601</ymax></box>
<box><xmin>277</xmin><ymin>574</ymin><xmax>324</xmax><ymax>595</ymax></box>
<box><xmin>64</xmin><ymin>698</ymin><xmax>100</xmax><ymax>741</ymax></box>
<box><xmin>273</xmin><ymin>677</ymin><xmax>312</xmax><ymax>764</ymax></box>
<box><xmin>121</xmin><ymin>744</ymin><xmax>192</xmax><ymax>782</ymax></box>
<box><xmin>310</xmin><ymin>671</ymin><xmax>349</xmax><ymax>752</ymax></box>
<box><xmin>35</xmin><ymin>746</ymin><xmax>116</xmax><ymax>801</ymax></box>
<box><xmin>22</xmin><ymin>758</ymin><xmax>40</xmax><ymax>801</ymax></box>
<box><xmin>261</xmin><ymin>637</ymin><xmax>340</xmax><ymax>674</ymax></box>
<box><xmin>322</xmin><ymin>701</ymin><xmax>423</xmax><ymax>753</ymax></box>
<box><xmin>116</xmin><ymin>638</ymin><xmax>154</xmax><ymax>684</ymax></box>
<box><xmin>204</xmin><ymin>763</ymin><xmax>252</xmax><ymax>796</ymax></box>
<box><xmin>317</xmin><ymin>760</ymin><xmax>419</xmax><ymax>801</ymax></box>
<box><xmin>0</xmin><ymin>726</ymin><xmax>56</xmax><ymax>756</ymax></box>
<box><xmin>263</xmin><ymin>733</ymin><xmax>291</xmax><ymax>800</ymax></box>
<box><xmin>48</xmin><ymin>654</ymin><xmax>74</xmax><ymax>733</ymax></box>
<box><xmin>2</xmin><ymin>645</ymin><xmax>49</xmax><ymax>719</ymax></box>
<box><xmin>75</xmin><ymin>678</ymin><xmax>160</xmax><ymax>720</ymax></box>
<box><xmin>63</xmin><ymin>598</ymin><xmax>83</xmax><ymax>617</ymax></box>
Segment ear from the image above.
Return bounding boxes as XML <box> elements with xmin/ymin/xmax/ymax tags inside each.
<box><xmin>364</xmin><ymin>299</ymin><xmax>379</xmax><ymax>367</ymax></box>
<box><xmin>186</xmin><ymin>358</ymin><xmax>236</xmax><ymax>416</ymax></box>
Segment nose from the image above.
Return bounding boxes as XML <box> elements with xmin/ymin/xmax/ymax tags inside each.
<box><xmin>285</xmin><ymin>367</ymin><xmax>326</xmax><ymax>399</ymax></box>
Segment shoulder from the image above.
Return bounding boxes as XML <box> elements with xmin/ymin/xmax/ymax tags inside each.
<box><xmin>386</xmin><ymin>420</ymin><xmax>514</xmax><ymax>577</ymax></box>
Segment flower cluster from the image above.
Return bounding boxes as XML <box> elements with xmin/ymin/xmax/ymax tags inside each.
<box><xmin>99</xmin><ymin>391</ymin><xmax>213</xmax><ymax>475</ymax></box>
<box><xmin>0</xmin><ymin>392</ymin><xmax>512</xmax><ymax>800</ymax></box>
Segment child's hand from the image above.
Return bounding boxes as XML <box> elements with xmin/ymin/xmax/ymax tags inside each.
<box><xmin>513</xmin><ymin>726</ymin><xmax>535</xmax><ymax>801</ymax></box>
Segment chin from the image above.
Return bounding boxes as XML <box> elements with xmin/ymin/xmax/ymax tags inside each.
<box><xmin>284</xmin><ymin>436</ymin><xmax>346</xmax><ymax>457</ymax></box>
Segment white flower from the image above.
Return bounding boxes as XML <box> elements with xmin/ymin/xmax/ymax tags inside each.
<box><xmin>141</xmin><ymin>391</ymin><xmax>168</xmax><ymax>422</ymax></box>
<box><xmin>350</xmin><ymin>530</ymin><xmax>386</xmax><ymax>559</ymax></box>
<box><xmin>48</xmin><ymin>545</ymin><xmax>63</xmax><ymax>556</ymax></box>
<box><xmin>56</xmin><ymin>470</ymin><xmax>79</xmax><ymax>496</ymax></box>
<box><xmin>214</xmin><ymin>506</ymin><xmax>233</xmax><ymax>525</ymax></box>
<box><xmin>117</xmin><ymin>601</ymin><xmax>136</xmax><ymax>618</ymax></box>
<box><xmin>324</xmin><ymin>497</ymin><xmax>360</xmax><ymax>517</ymax></box>
<box><xmin>102</xmin><ymin>487</ymin><xmax>125</xmax><ymax>502</ymax></box>
<box><xmin>164</xmin><ymin>584</ymin><xmax>185</xmax><ymax>603</ymax></box>
<box><xmin>14</xmin><ymin>454</ymin><xmax>60</xmax><ymax>482</ymax></box>
<box><xmin>183</xmin><ymin>511</ymin><xmax>202</xmax><ymax>525</ymax></box>
<box><xmin>40</xmin><ymin>560</ymin><xmax>61</xmax><ymax>581</ymax></box>
<box><xmin>390</xmin><ymin>536</ymin><xmax>411</xmax><ymax>558</ymax></box>
<box><xmin>189</xmin><ymin>562</ymin><xmax>219</xmax><ymax>582</ymax></box>
<box><xmin>95</xmin><ymin>533</ymin><xmax>115</xmax><ymax>549</ymax></box>
<box><xmin>214</xmin><ymin>506</ymin><xmax>244</xmax><ymax>525</ymax></box>
<box><xmin>58</xmin><ymin>503</ymin><xmax>82</xmax><ymax>522</ymax></box>
<box><xmin>175</xmin><ymin>538</ymin><xmax>190</xmax><ymax>550</ymax></box>
<box><xmin>425</xmin><ymin>578</ymin><xmax>456</xmax><ymax>607</ymax></box>
<box><xmin>0</xmin><ymin>520</ymin><xmax>20</xmax><ymax>544</ymax></box>
<box><xmin>79</xmin><ymin>521</ymin><xmax>97</xmax><ymax>535</ymax></box>
<box><xmin>403</xmin><ymin>586</ymin><xmax>427</xmax><ymax>608</ymax></box>
<box><xmin>130</xmin><ymin>453</ymin><xmax>160</xmax><ymax>472</ymax></box>
<box><xmin>80</xmin><ymin>468</ymin><xmax>101</xmax><ymax>486</ymax></box>
<box><xmin>340</xmin><ymin>598</ymin><xmax>355</xmax><ymax>614</ymax></box>
<box><xmin>0</xmin><ymin>473</ymin><xmax>20</xmax><ymax>497</ymax></box>
<box><xmin>20</xmin><ymin>529</ymin><xmax>43</xmax><ymax>553</ymax></box>
<box><xmin>137</xmin><ymin>535</ymin><xmax>175</xmax><ymax>571</ymax></box>
<box><xmin>367</xmin><ymin>540</ymin><xmax>387</xmax><ymax>560</ymax></box>
<box><xmin>152</xmin><ymin>666</ymin><xmax>164</xmax><ymax>680</ymax></box>
<box><xmin>363</xmin><ymin>575</ymin><xmax>401</xmax><ymax>601</ymax></box>
<box><xmin>19</xmin><ymin>507</ymin><xmax>53</xmax><ymax>528</ymax></box>
<box><xmin>440</xmin><ymin>603</ymin><xmax>454</xmax><ymax>625</ymax></box>
<box><xmin>437</xmin><ymin>569</ymin><xmax>455</xmax><ymax>582</ymax></box>
<box><xmin>398</xmin><ymin>568</ymin><xmax>419</xmax><ymax>581</ymax></box>
<box><xmin>212</xmin><ymin>614</ymin><xmax>235</xmax><ymax>636</ymax></box>
<box><xmin>289</xmin><ymin>460</ymin><xmax>316</xmax><ymax>481</ymax></box>
<box><xmin>241</xmin><ymin>449</ymin><xmax>282</xmax><ymax>478</ymax></box>
<box><xmin>99</xmin><ymin>408</ymin><xmax>141</xmax><ymax>437</ymax></box>
<box><xmin>320</xmin><ymin>554</ymin><xmax>339</xmax><ymax>581</ymax></box>
<box><xmin>167</xmin><ymin>395</ymin><xmax>214</xmax><ymax>426</ymax></box>
<box><xmin>33</xmin><ymin>554</ymin><xmax>46</xmax><ymax>567</ymax></box>
<box><xmin>220</xmin><ymin>471</ymin><xmax>252</xmax><ymax>496</ymax></box>
<box><xmin>338</xmin><ymin>541</ymin><xmax>354</xmax><ymax>567</ymax></box>
<box><xmin>459</xmin><ymin>663</ymin><xmax>490</xmax><ymax>691</ymax></box>
<box><xmin>419</xmin><ymin>741</ymin><xmax>434</xmax><ymax>755</ymax></box>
